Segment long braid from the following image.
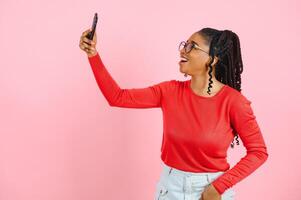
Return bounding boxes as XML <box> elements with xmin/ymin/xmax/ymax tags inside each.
<box><xmin>197</xmin><ymin>28</ymin><xmax>244</xmax><ymax>148</ymax></box>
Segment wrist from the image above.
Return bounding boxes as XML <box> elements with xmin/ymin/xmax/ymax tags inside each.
<box><xmin>87</xmin><ymin>50</ymin><xmax>98</xmax><ymax>58</ymax></box>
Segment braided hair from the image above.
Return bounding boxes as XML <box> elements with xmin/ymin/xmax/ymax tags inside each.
<box><xmin>197</xmin><ymin>28</ymin><xmax>244</xmax><ymax>148</ymax></box>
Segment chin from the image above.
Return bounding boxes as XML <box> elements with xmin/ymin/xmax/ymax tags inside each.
<box><xmin>179</xmin><ymin>66</ymin><xmax>187</xmax><ymax>74</ymax></box>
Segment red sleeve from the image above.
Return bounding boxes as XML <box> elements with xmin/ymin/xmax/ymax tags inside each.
<box><xmin>87</xmin><ymin>52</ymin><xmax>172</xmax><ymax>108</ymax></box>
<box><xmin>211</xmin><ymin>94</ymin><xmax>269</xmax><ymax>195</ymax></box>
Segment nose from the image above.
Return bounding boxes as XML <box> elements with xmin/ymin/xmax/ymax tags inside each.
<box><xmin>180</xmin><ymin>48</ymin><xmax>187</xmax><ymax>56</ymax></box>
<box><xmin>180</xmin><ymin>51</ymin><xmax>188</xmax><ymax>58</ymax></box>
<box><xmin>179</xmin><ymin>43</ymin><xmax>185</xmax><ymax>53</ymax></box>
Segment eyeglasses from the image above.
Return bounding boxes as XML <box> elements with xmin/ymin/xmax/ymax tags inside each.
<box><xmin>178</xmin><ymin>41</ymin><xmax>209</xmax><ymax>54</ymax></box>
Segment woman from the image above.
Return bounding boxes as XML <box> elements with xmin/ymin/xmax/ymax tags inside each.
<box><xmin>79</xmin><ymin>27</ymin><xmax>269</xmax><ymax>200</ymax></box>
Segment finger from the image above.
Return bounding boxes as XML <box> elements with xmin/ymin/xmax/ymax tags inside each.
<box><xmin>80</xmin><ymin>33</ymin><xmax>89</xmax><ymax>40</ymax></box>
<box><xmin>82</xmin><ymin>28</ymin><xmax>92</xmax><ymax>36</ymax></box>
<box><xmin>80</xmin><ymin>42</ymin><xmax>90</xmax><ymax>49</ymax></box>
<box><xmin>81</xmin><ymin>42</ymin><xmax>96</xmax><ymax>51</ymax></box>
<box><xmin>79</xmin><ymin>43</ymin><xmax>86</xmax><ymax>51</ymax></box>
<box><xmin>83</xmin><ymin>41</ymin><xmax>94</xmax><ymax>46</ymax></box>
<box><xmin>80</xmin><ymin>36</ymin><xmax>96</xmax><ymax>47</ymax></box>
<box><xmin>79</xmin><ymin>42</ymin><xmax>93</xmax><ymax>51</ymax></box>
<box><xmin>83</xmin><ymin>37</ymin><xmax>96</xmax><ymax>45</ymax></box>
<box><xmin>80</xmin><ymin>45</ymin><xmax>92</xmax><ymax>54</ymax></box>
<box><xmin>80</xmin><ymin>37</ymin><xmax>93</xmax><ymax>46</ymax></box>
<box><xmin>81</xmin><ymin>30</ymin><xmax>91</xmax><ymax>39</ymax></box>
<box><xmin>81</xmin><ymin>40</ymin><xmax>96</xmax><ymax>48</ymax></box>
<box><xmin>80</xmin><ymin>35</ymin><xmax>86</xmax><ymax>44</ymax></box>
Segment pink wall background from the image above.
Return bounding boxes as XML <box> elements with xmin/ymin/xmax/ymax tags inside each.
<box><xmin>1</xmin><ymin>0</ymin><xmax>300</xmax><ymax>199</ymax></box>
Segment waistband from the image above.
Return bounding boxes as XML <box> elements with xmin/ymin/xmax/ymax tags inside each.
<box><xmin>161</xmin><ymin>161</ymin><xmax>225</xmax><ymax>179</ymax></box>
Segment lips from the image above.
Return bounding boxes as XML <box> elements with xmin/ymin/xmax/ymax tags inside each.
<box><xmin>179</xmin><ymin>60</ymin><xmax>188</xmax><ymax>65</ymax></box>
<box><xmin>180</xmin><ymin>56</ymin><xmax>189</xmax><ymax>63</ymax></box>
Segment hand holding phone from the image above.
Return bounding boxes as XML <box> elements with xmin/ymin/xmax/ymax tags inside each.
<box><xmin>79</xmin><ymin>13</ymin><xmax>98</xmax><ymax>57</ymax></box>
<box><xmin>86</xmin><ymin>13</ymin><xmax>98</xmax><ymax>40</ymax></box>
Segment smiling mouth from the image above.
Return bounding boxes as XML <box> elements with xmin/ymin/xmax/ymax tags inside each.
<box><xmin>180</xmin><ymin>56</ymin><xmax>189</xmax><ymax>63</ymax></box>
<box><xmin>179</xmin><ymin>60</ymin><xmax>188</xmax><ymax>64</ymax></box>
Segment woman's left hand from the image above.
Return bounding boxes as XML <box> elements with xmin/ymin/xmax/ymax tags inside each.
<box><xmin>200</xmin><ymin>184</ymin><xmax>221</xmax><ymax>200</ymax></box>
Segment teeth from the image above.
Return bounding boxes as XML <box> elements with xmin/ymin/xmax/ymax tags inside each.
<box><xmin>181</xmin><ymin>57</ymin><xmax>188</xmax><ymax>61</ymax></box>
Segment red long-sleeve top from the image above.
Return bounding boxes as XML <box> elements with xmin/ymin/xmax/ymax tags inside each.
<box><xmin>87</xmin><ymin>52</ymin><xmax>269</xmax><ymax>195</ymax></box>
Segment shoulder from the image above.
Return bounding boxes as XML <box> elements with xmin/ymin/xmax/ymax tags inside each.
<box><xmin>155</xmin><ymin>79</ymin><xmax>183</xmax><ymax>89</ymax></box>
<box><xmin>149</xmin><ymin>79</ymin><xmax>179</xmax><ymax>95</ymax></box>
<box><xmin>224</xmin><ymin>86</ymin><xmax>253</xmax><ymax>114</ymax></box>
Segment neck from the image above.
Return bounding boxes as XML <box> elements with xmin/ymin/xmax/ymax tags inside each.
<box><xmin>190</xmin><ymin>75</ymin><xmax>221</xmax><ymax>93</ymax></box>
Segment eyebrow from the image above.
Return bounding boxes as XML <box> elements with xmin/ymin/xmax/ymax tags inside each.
<box><xmin>186</xmin><ymin>40</ymin><xmax>200</xmax><ymax>46</ymax></box>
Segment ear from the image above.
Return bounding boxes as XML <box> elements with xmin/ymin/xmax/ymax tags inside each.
<box><xmin>206</xmin><ymin>56</ymin><xmax>219</xmax><ymax>66</ymax></box>
<box><xmin>212</xmin><ymin>56</ymin><xmax>219</xmax><ymax>66</ymax></box>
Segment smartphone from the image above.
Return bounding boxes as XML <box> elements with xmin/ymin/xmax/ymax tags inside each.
<box><xmin>86</xmin><ymin>13</ymin><xmax>98</xmax><ymax>40</ymax></box>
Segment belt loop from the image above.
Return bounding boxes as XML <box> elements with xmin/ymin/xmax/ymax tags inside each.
<box><xmin>206</xmin><ymin>174</ymin><xmax>210</xmax><ymax>183</ymax></box>
<box><xmin>168</xmin><ymin>167</ymin><xmax>172</xmax><ymax>175</ymax></box>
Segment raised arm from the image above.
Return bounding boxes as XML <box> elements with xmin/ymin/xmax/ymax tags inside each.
<box><xmin>87</xmin><ymin>52</ymin><xmax>172</xmax><ymax>108</ymax></box>
<box><xmin>211</xmin><ymin>94</ymin><xmax>269</xmax><ymax>195</ymax></box>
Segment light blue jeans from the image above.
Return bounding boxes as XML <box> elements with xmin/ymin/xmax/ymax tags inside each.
<box><xmin>154</xmin><ymin>161</ymin><xmax>235</xmax><ymax>200</ymax></box>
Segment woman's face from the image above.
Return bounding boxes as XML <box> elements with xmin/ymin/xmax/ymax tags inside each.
<box><xmin>179</xmin><ymin>32</ymin><xmax>217</xmax><ymax>76</ymax></box>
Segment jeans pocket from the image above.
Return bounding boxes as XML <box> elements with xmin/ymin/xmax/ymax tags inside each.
<box><xmin>155</xmin><ymin>182</ymin><xmax>168</xmax><ymax>200</ymax></box>
<box><xmin>221</xmin><ymin>188</ymin><xmax>235</xmax><ymax>200</ymax></box>
<box><xmin>190</xmin><ymin>176</ymin><xmax>210</xmax><ymax>193</ymax></box>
